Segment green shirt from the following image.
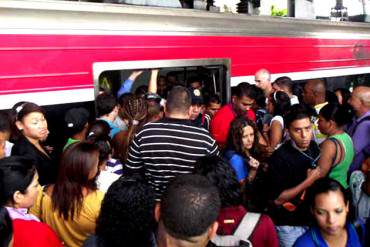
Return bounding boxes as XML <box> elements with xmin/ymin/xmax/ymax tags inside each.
<box><xmin>328</xmin><ymin>132</ymin><xmax>354</xmax><ymax>189</ymax></box>
<box><xmin>63</xmin><ymin>138</ymin><xmax>80</xmax><ymax>151</ymax></box>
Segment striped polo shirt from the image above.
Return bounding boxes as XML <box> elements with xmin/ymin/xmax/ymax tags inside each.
<box><xmin>126</xmin><ymin>117</ymin><xmax>219</xmax><ymax>200</ymax></box>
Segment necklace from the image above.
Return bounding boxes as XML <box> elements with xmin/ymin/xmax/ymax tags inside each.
<box><xmin>291</xmin><ymin>140</ymin><xmax>320</xmax><ymax>168</ymax></box>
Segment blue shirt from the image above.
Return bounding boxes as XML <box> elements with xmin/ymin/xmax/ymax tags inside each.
<box><xmin>117</xmin><ymin>79</ymin><xmax>133</xmax><ymax>98</ymax></box>
<box><xmin>100</xmin><ymin>118</ymin><xmax>121</xmax><ymax>139</ymax></box>
<box><xmin>294</xmin><ymin>224</ymin><xmax>362</xmax><ymax>247</ymax></box>
<box><xmin>224</xmin><ymin>150</ymin><xmax>249</xmax><ymax>182</ymax></box>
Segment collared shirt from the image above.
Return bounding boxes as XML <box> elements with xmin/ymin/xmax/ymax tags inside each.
<box><xmin>347</xmin><ymin>110</ymin><xmax>370</xmax><ymax>172</ymax></box>
<box><xmin>312</xmin><ymin>102</ymin><xmax>328</xmax><ymax>144</ymax></box>
<box><xmin>63</xmin><ymin>138</ymin><xmax>80</xmax><ymax>151</ymax></box>
<box><xmin>126</xmin><ymin>117</ymin><xmax>219</xmax><ymax>200</ymax></box>
<box><xmin>290</xmin><ymin>95</ymin><xmax>299</xmax><ymax>105</ymax></box>
<box><xmin>5</xmin><ymin>140</ymin><xmax>13</xmax><ymax>157</ymax></box>
<box><xmin>6</xmin><ymin>207</ymin><xmax>40</xmax><ymax>221</ymax></box>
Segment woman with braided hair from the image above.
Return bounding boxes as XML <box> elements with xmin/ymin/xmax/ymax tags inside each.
<box><xmin>112</xmin><ymin>95</ymin><xmax>148</xmax><ymax>163</ymax></box>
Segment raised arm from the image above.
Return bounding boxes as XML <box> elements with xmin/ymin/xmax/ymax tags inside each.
<box><xmin>148</xmin><ymin>69</ymin><xmax>159</xmax><ymax>94</ymax></box>
<box><xmin>117</xmin><ymin>70</ymin><xmax>143</xmax><ymax>98</ymax></box>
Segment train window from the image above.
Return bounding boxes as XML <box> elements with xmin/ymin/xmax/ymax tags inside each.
<box><xmin>93</xmin><ymin>59</ymin><xmax>231</xmax><ymax>104</ymax></box>
<box><xmin>292</xmin><ymin>73</ymin><xmax>370</xmax><ymax>92</ymax></box>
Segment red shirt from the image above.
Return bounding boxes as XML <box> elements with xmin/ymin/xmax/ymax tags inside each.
<box><xmin>210</xmin><ymin>104</ymin><xmax>256</xmax><ymax>149</ymax></box>
<box><xmin>13</xmin><ymin>219</ymin><xmax>63</xmax><ymax>247</ymax></box>
<box><xmin>217</xmin><ymin>206</ymin><xmax>279</xmax><ymax>247</ymax></box>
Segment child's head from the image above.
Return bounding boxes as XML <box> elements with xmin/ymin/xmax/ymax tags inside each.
<box><xmin>0</xmin><ymin>156</ymin><xmax>39</xmax><ymax>209</ymax></box>
<box><xmin>205</xmin><ymin>94</ymin><xmax>221</xmax><ymax>117</ymax></box>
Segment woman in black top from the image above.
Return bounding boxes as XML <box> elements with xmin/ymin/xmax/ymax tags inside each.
<box><xmin>11</xmin><ymin>102</ymin><xmax>57</xmax><ymax>185</ymax></box>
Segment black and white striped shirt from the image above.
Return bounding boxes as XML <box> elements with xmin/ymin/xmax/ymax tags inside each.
<box><xmin>126</xmin><ymin>118</ymin><xmax>219</xmax><ymax>200</ymax></box>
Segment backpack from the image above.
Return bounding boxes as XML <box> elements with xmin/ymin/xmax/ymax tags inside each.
<box><xmin>209</xmin><ymin>212</ymin><xmax>261</xmax><ymax>247</ymax></box>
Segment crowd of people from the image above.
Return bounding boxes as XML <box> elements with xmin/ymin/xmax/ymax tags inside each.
<box><xmin>0</xmin><ymin>68</ymin><xmax>369</xmax><ymax>247</ymax></box>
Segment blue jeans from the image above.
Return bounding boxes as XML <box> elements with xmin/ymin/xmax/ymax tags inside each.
<box><xmin>275</xmin><ymin>225</ymin><xmax>308</xmax><ymax>247</ymax></box>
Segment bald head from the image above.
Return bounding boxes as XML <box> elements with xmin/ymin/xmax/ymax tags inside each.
<box><xmin>307</xmin><ymin>79</ymin><xmax>326</xmax><ymax>94</ymax></box>
<box><xmin>303</xmin><ymin>79</ymin><xmax>326</xmax><ymax>106</ymax></box>
<box><xmin>353</xmin><ymin>86</ymin><xmax>370</xmax><ymax>106</ymax></box>
<box><xmin>255</xmin><ymin>69</ymin><xmax>272</xmax><ymax>96</ymax></box>
<box><xmin>349</xmin><ymin>86</ymin><xmax>370</xmax><ymax>117</ymax></box>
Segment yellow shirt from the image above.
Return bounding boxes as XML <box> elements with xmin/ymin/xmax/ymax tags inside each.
<box><xmin>30</xmin><ymin>187</ymin><xmax>104</xmax><ymax>247</ymax></box>
<box><xmin>313</xmin><ymin>102</ymin><xmax>328</xmax><ymax>144</ymax></box>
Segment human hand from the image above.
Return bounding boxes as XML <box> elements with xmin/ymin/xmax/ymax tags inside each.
<box><xmin>44</xmin><ymin>145</ymin><xmax>54</xmax><ymax>154</ymax></box>
<box><xmin>263</xmin><ymin>145</ymin><xmax>274</xmax><ymax>157</ymax></box>
<box><xmin>249</xmin><ymin>156</ymin><xmax>260</xmax><ymax>169</ymax></box>
<box><xmin>262</xmin><ymin>123</ymin><xmax>270</xmax><ymax>134</ymax></box>
<box><xmin>129</xmin><ymin>70</ymin><xmax>144</xmax><ymax>80</ymax></box>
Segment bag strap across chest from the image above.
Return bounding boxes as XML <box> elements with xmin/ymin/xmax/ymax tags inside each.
<box><xmin>211</xmin><ymin>212</ymin><xmax>261</xmax><ymax>247</ymax></box>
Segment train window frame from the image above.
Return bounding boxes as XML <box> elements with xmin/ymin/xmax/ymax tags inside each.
<box><xmin>92</xmin><ymin>58</ymin><xmax>231</xmax><ymax>103</ymax></box>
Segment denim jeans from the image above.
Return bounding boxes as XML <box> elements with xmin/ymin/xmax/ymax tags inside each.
<box><xmin>275</xmin><ymin>225</ymin><xmax>308</xmax><ymax>247</ymax></box>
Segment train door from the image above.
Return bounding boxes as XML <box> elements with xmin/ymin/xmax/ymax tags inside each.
<box><xmin>92</xmin><ymin>58</ymin><xmax>231</xmax><ymax>111</ymax></box>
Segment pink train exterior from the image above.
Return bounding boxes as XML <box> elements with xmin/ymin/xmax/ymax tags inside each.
<box><xmin>0</xmin><ymin>0</ymin><xmax>369</xmax><ymax>109</ymax></box>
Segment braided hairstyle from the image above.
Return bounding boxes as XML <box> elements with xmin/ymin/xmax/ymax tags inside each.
<box><xmin>113</xmin><ymin>95</ymin><xmax>147</xmax><ymax>162</ymax></box>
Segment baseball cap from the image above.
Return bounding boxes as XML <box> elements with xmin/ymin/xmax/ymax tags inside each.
<box><xmin>189</xmin><ymin>88</ymin><xmax>203</xmax><ymax>105</ymax></box>
<box><xmin>64</xmin><ymin>107</ymin><xmax>90</xmax><ymax>132</ymax></box>
<box><xmin>145</xmin><ymin>93</ymin><xmax>162</xmax><ymax>103</ymax></box>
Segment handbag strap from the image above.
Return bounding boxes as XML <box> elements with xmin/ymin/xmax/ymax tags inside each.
<box><xmin>234</xmin><ymin>212</ymin><xmax>261</xmax><ymax>240</ymax></box>
<box><xmin>327</xmin><ymin>137</ymin><xmax>344</xmax><ymax>168</ymax></box>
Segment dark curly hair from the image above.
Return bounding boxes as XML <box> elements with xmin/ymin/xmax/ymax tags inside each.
<box><xmin>95</xmin><ymin>174</ymin><xmax>156</xmax><ymax>247</ymax></box>
<box><xmin>194</xmin><ymin>156</ymin><xmax>242</xmax><ymax>208</ymax></box>
<box><xmin>227</xmin><ymin>115</ymin><xmax>260</xmax><ymax>158</ymax></box>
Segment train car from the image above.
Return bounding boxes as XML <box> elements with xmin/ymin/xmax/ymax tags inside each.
<box><xmin>1</xmin><ymin>0</ymin><xmax>370</xmax><ymax>108</ymax></box>
<box><xmin>0</xmin><ymin>0</ymin><xmax>369</xmax><ymax>147</ymax></box>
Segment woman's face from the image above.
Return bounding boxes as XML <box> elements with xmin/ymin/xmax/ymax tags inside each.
<box><xmin>17</xmin><ymin>172</ymin><xmax>40</xmax><ymax>209</ymax></box>
<box><xmin>16</xmin><ymin>112</ymin><xmax>48</xmax><ymax>141</ymax></box>
<box><xmin>317</xmin><ymin>114</ymin><xmax>331</xmax><ymax>135</ymax></box>
<box><xmin>242</xmin><ymin>125</ymin><xmax>255</xmax><ymax>150</ymax></box>
<box><xmin>312</xmin><ymin>190</ymin><xmax>348</xmax><ymax>237</ymax></box>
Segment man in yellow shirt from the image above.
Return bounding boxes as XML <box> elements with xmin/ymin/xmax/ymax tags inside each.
<box><xmin>303</xmin><ymin>79</ymin><xmax>328</xmax><ymax>144</ymax></box>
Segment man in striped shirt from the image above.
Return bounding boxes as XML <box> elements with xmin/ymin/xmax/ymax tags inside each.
<box><xmin>126</xmin><ymin>86</ymin><xmax>219</xmax><ymax>200</ymax></box>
